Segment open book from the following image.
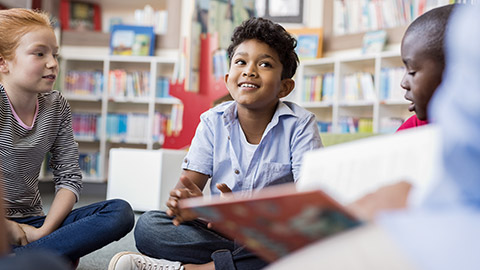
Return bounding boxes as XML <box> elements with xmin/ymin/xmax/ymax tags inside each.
<box><xmin>179</xmin><ymin>183</ymin><xmax>361</xmax><ymax>262</ymax></box>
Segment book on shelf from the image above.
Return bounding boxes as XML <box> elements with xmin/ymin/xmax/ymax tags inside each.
<box><xmin>179</xmin><ymin>183</ymin><xmax>361</xmax><ymax>262</ymax></box>
<box><xmin>78</xmin><ymin>152</ymin><xmax>101</xmax><ymax>178</ymax></box>
<box><xmin>60</xmin><ymin>0</ymin><xmax>101</xmax><ymax>31</ymax></box>
<box><xmin>339</xmin><ymin>117</ymin><xmax>373</xmax><ymax>134</ymax></box>
<box><xmin>64</xmin><ymin>70</ymin><xmax>103</xmax><ymax>96</ymax></box>
<box><xmin>317</xmin><ymin>121</ymin><xmax>332</xmax><ymax>133</ymax></box>
<box><xmin>322</xmin><ymin>73</ymin><xmax>335</xmax><ymax>102</ymax></box>
<box><xmin>362</xmin><ymin>30</ymin><xmax>387</xmax><ymax>54</ymax></box>
<box><xmin>380</xmin><ymin>67</ymin><xmax>406</xmax><ymax>101</ymax></box>
<box><xmin>72</xmin><ymin>113</ymin><xmax>99</xmax><ymax>141</ymax></box>
<box><xmin>156</xmin><ymin>77</ymin><xmax>171</xmax><ymax>98</ymax></box>
<box><xmin>332</xmin><ymin>0</ymin><xmax>453</xmax><ymax>35</ymax></box>
<box><xmin>341</xmin><ymin>72</ymin><xmax>375</xmax><ymax>102</ymax></box>
<box><xmin>44</xmin><ymin>151</ymin><xmax>100</xmax><ymax>178</ymax></box>
<box><xmin>288</xmin><ymin>28</ymin><xmax>323</xmax><ymax>60</ymax></box>
<box><xmin>110</xmin><ymin>25</ymin><xmax>156</xmax><ymax>56</ymax></box>
<box><xmin>108</xmin><ymin>70</ymin><xmax>150</xmax><ymax>98</ymax></box>
<box><xmin>301</xmin><ymin>73</ymin><xmax>336</xmax><ymax>103</ymax></box>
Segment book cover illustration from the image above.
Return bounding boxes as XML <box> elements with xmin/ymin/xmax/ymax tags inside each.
<box><xmin>180</xmin><ymin>184</ymin><xmax>361</xmax><ymax>262</ymax></box>
<box><xmin>110</xmin><ymin>25</ymin><xmax>156</xmax><ymax>56</ymax></box>
<box><xmin>60</xmin><ymin>0</ymin><xmax>101</xmax><ymax>31</ymax></box>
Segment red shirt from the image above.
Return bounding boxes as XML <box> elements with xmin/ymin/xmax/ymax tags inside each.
<box><xmin>396</xmin><ymin>115</ymin><xmax>429</xmax><ymax>132</ymax></box>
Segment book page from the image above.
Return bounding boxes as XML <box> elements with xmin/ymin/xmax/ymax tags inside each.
<box><xmin>298</xmin><ymin>125</ymin><xmax>441</xmax><ymax>206</ymax></box>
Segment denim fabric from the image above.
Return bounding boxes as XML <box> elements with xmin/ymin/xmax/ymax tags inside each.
<box><xmin>11</xmin><ymin>199</ymin><xmax>134</xmax><ymax>262</ymax></box>
<box><xmin>0</xmin><ymin>251</ymin><xmax>70</xmax><ymax>270</ymax></box>
<box><xmin>134</xmin><ymin>211</ymin><xmax>268</xmax><ymax>270</ymax></box>
<box><xmin>182</xmin><ymin>100</ymin><xmax>323</xmax><ymax>196</ymax></box>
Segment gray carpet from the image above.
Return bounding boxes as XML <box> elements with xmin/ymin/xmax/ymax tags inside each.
<box><xmin>77</xmin><ymin>210</ymin><xmax>140</xmax><ymax>270</ymax></box>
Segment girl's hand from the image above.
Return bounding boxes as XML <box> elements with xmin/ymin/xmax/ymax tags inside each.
<box><xmin>19</xmin><ymin>223</ymin><xmax>46</xmax><ymax>243</ymax></box>
<box><xmin>5</xmin><ymin>219</ymin><xmax>28</xmax><ymax>246</ymax></box>
<box><xmin>166</xmin><ymin>175</ymin><xmax>203</xmax><ymax>226</ymax></box>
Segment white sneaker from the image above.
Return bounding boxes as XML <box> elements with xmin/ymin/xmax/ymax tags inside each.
<box><xmin>108</xmin><ymin>251</ymin><xmax>184</xmax><ymax>270</ymax></box>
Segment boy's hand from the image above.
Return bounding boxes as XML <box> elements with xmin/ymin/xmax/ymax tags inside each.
<box><xmin>166</xmin><ymin>175</ymin><xmax>203</xmax><ymax>226</ymax></box>
<box><xmin>5</xmin><ymin>219</ymin><xmax>28</xmax><ymax>246</ymax></box>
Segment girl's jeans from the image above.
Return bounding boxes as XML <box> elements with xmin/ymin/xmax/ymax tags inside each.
<box><xmin>135</xmin><ymin>211</ymin><xmax>268</xmax><ymax>270</ymax></box>
<box><xmin>11</xmin><ymin>199</ymin><xmax>134</xmax><ymax>262</ymax></box>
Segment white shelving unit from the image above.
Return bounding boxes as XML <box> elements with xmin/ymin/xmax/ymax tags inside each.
<box><xmin>293</xmin><ymin>50</ymin><xmax>413</xmax><ymax>134</ymax></box>
<box><xmin>58</xmin><ymin>54</ymin><xmax>181</xmax><ymax>182</ymax></box>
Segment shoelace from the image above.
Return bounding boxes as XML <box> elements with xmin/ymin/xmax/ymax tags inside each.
<box><xmin>135</xmin><ymin>259</ymin><xmax>175</xmax><ymax>270</ymax></box>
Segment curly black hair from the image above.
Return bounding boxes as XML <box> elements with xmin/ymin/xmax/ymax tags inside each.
<box><xmin>227</xmin><ymin>17</ymin><xmax>299</xmax><ymax>79</ymax></box>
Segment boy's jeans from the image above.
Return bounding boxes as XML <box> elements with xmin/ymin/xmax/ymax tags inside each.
<box><xmin>11</xmin><ymin>199</ymin><xmax>134</xmax><ymax>262</ymax></box>
<box><xmin>135</xmin><ymin>211</ymin><xmax>268</xmax><ymax>270</ymax></box>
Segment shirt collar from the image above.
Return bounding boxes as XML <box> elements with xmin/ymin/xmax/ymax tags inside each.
<box><xmin>214</xmin><ymin>100</ymin><xmax>297</xmax><ymax>127</ymax></box>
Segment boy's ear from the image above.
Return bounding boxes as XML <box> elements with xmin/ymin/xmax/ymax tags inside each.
<box><xmin>224</xmin><ymin>73</ymin><xmax>229</xmax><ymax>85</ymax></box>
<box><xmin>278</xmin><ymin>78</ymin><xmax>295</xmax><ymax>98</ymax></box>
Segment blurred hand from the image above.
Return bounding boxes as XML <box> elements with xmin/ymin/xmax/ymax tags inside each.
<box><xmin>206</xmin><ymin>183</ymin><xmax>232</xmax><ymax>229</ymax></box>
<box><xmin>347</xmin><ymin>181</ymin><xmax>412</xmax><ymax>222</ymax></box>
<box><xmin>216</xmin><ymin>183</ymin><xmax>232</xmax><ymax>197</ymax></box>
<box><xmin>5</xmin><ymin>219</ymin><xmax>28</xmax><ymax>246</ymax></box>
<box><xmin>166</xmin><ymin>175</ymin><xmax>203</xmax><ymax>226</ymax></box>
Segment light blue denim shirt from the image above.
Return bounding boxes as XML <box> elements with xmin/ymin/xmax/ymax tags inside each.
<box><xmin>182</xmin><ymin>100</ymin><xmax>323</xmax><ymax>196</ymax></box>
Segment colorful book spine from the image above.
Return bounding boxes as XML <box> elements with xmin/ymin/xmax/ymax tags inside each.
<box><xmin>64</xmin><ymin>70</ymin><xmax>103</xmax><ymax>96</ymax></box>
<box><xmin>333</xmin><ymin>0</ymin><xmax>456</xmax><ymax>35</ymax></box>
<box><xmin>340</xmin><ymin>72</ymin><xmax>375</xmax><ymax>102</ymax></box>
<box><xmin>108</xmin><ymin>70</ymin><xmax>151</xmax><ymax>98</ymax></box>
<box><xmin>72</xmin><ymin>113</ymin><xmax>100</xmax><ymax>140</ymax></box>
<box><xmin>379</xmin><ymin>67</ymin><xmax>405</xmax><ymax>101</ymax></box>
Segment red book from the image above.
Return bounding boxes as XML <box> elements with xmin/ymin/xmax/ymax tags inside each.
<box><xmin>180</xmin><ymin>183</ymin><xmax>361</xmax><ymax>262</ymax></box>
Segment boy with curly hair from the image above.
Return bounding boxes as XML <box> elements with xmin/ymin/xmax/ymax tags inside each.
<box><xmin>109</xmin><ymin>17</ymin><xmax>323</xmax><ymax>270</ymax></box>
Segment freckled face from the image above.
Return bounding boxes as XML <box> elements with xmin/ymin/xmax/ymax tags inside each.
<box><xmin>224</xmin><ymin>39</ymin><xmax>293</xmax><ymax>111</ymax></box>
<box><xmin>1</xmin><ymin>26</ymin><xmax>59</xmax><ymax>96</ymax></box>
<box><xmin>400</xmin><ymin>33</ymin><xmax>444</xmax><ymax>120</ymax></box>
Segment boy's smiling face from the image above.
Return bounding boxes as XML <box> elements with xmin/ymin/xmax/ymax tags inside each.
<box><xmin>400</xmin><ymin>32</ymin><xmax>444</xmax><ymax>121</ymax></box>
<box><xmin>224</xmin><ymin>39</ymin><xmax>294</xmax><ymax>111</ymax></box>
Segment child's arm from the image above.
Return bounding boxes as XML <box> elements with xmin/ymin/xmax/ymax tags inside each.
<box><xmin>19</xmin><ymin>188</ymin><xmax>76</xmax><ymax>243</ymax></box>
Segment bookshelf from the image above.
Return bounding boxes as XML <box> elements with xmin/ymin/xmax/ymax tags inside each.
<box><xmin>321</xmin><ymin>0</ymin><xmax>455</xmax><ymax>52</ymax></box>
<box><xmin>293</xmin><ymin>0</ymin><xmax>460</xmax><ymax>134</ymax></box>
<box><xmin>34</xmin><ymin>0</ymin><xmax>184</xmax><ymax>183</ymax></box>
<box><xmin>293</xmin><ymin>50</ymin><xmax>413</xmax><ymax>134</ymax></box>
<box><xmin>56</xmin><ymin>54</ymin><xmax>180</xmax><ymax>182</ymax></box>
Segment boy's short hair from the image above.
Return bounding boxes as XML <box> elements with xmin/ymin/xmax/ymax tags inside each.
<box><xmin>227</xmin><ymin>17</ymin><xmax>299</xmax><ymax>79</ymax></box>
<box><xmin>405</xmin><ymin>4</ymin><xmax>456</xmax><ymax>65</ymax></box>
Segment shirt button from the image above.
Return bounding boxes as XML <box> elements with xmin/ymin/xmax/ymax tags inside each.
<box><xmin>228</xmin><ymin>136</ymin><xmax>230</xmax><ymax>140</ymax></box>
<box><xmin>183</xmin><ymin>158</ymin><xmax>188</xmax><ymax>163</ymax></box>
<box><xmin>234</xmin><ymin>169</ymin><xmax>240</xmax><ymax>175</ymax></box>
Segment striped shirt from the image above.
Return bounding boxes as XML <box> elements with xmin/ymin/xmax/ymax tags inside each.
<box><xmin>0</xmin><ymin>85</ymin><xmax>82</xmax><ymax>218</ymax></box>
